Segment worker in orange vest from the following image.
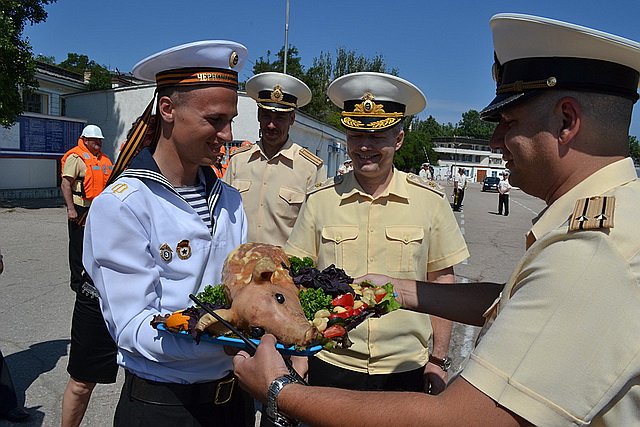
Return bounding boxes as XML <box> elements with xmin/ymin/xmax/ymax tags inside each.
<box><xmin>60</xmin><ymin>124</ymin><xmax>117</xmax><ymax>427</ymax></box>
<box><xmin>211</xmin><ymin>145</ymin><xmax>227</xmax><ymax>178</ymax></box>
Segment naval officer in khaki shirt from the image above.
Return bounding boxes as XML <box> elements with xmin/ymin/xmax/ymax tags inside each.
<box><xmin>285</xmin><ymin>72</ymin><xmax>469</xmax><ymax>394</ymax></box>
<box><xmin>224</xmin><ymin>72</ymin><xmax>326</xmax><ymax>246</ymax></box>
<box><xmin>232</xmin><ymin>14</ymin><xmax>640</xmax><ymax>427</ymax></box>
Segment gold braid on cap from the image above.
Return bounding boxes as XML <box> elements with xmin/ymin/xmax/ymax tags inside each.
<box><xmin>497</xmin><ymin>77</ymin><xmax>558</xmax><ymax>94</ymax></box>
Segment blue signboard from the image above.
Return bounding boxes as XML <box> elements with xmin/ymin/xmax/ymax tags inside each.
<box><xmin>17</xmin><ymin>116</ymin><xmax>84</xmax><ymax>155</ymax></box>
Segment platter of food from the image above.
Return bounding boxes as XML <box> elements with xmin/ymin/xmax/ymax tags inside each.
<box><xmin>151</xmin><ymin>243</ymin><xmax>401</xmax><ymax>356</ymax></box>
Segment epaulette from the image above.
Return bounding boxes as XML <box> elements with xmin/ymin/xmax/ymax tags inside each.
<box><xmin>406</xmin><ymin>173</ymin><xmax>445</xmax><ymax>197</ymax></box>
<box><xmin>299</xmin><ymin>148</ymin><xmax>324</xmax><ymax>167</ymax></box>
<box><xmin>568</xmin><ymin>195</ymin><xmax>615</xmax><ymax>231</ymax></box>
<box><xmin>229</xmin><ymin>143</ymin><xmax>254</xmax><ymax>157</ymax></box>
<box><xmin>307</xmin><ymin>175</ymin><xmax>342</xmax><ymax>195</ymax></box>
<box><xmin>107</xmin><ymin>181</ymin><xmax>138</xmax><ymax>201</ymax></box>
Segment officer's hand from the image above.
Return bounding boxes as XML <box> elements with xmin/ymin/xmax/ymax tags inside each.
<box><xmin>424</xmin><ymin>363</ymin><xmax>448</xmax><ymax>395</ymax></box>
<box><xmin>233</xmin><ymin>334</ymin><xmax>290</xmax><ymax>402</ymax></box>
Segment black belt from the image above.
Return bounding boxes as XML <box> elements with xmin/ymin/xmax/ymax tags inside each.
<box><xmin>125</xmin><ymin>370</ymin><xmax>236</xmax><ymax>406</ymax></box>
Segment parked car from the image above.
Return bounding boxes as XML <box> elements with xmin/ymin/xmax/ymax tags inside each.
<box><xmin>482</xmin><ymin>176</ymin><xmax>500</xmax><ymax>192</ymax></box>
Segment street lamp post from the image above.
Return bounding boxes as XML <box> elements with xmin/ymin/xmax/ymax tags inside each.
<box><xmin>283</xmin><ymin>0</ymin><xmax>290</xmax><ymax>74</ymax></box>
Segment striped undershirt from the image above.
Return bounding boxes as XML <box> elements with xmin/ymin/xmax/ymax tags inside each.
<box><xmin>174</xmin><ymin>184</ymin><xmax>213</xmax><ymax>234</ymax></box>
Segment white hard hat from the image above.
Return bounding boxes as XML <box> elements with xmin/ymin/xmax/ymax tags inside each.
<box><xmin>81</xmin><ymin>125</ymin><xmax>104</xmax><ymax>139</ymax></box>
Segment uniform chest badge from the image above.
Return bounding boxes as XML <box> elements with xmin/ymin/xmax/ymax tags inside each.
<box><xmin>176</xmin><ymin>240</ymin><xmax>192</xmax><ymax>260</ymax></box>
<box><xmin>159</xmin><ymin>243</ymin><xmax>173</xmax><ymax>262</ymax></box>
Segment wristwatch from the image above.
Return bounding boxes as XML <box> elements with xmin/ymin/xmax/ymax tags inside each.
<box><xmin>266</xmin><ymin>374</ymin><xmax>298</xmax><ymax>420</ymax></box>
<box><xmin>428</xmin><ymin>355</ymin><xmax>452</xmax><ymax>372</ymax></box>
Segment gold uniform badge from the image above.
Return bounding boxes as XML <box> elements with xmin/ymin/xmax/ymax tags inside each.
<box><xmin>159</xmin><ymin>243</ymin><xmax>173</xmax><ymax>262</ymax></box>
<box><xmin>176</xmin><ymin>240</ymin><xmax>192</xmax><ymax>260</ymax></box>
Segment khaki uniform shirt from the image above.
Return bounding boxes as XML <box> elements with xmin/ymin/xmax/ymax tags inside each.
<box><xmin>62</xmin><ymin>154</ymin><xmax>91</xmax><ymax>207</ymax></box>
<box><xmin>462</xmin><ymin>158</ymin><xmax>640</xmax><ymax>426</ymax></box>
<box><xmin>224</xmin><ymin>140</ymin><xmax>326</xmax><ymax>246</ymax></box>
<box><xmin>285</xmin><ymin>170</ymin><xmax>469</xmax><ymax>374</ymax></box>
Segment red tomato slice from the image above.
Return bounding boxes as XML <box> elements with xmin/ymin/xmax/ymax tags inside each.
<box><xmin>374</xmin><ymin>291</ymin><xmax>387</xmax><ymax>303</ymax></box>
<box><xmin>323</xmin><ymin>325</ymin><xmax>347</xmax><ymax>339</ymax></box>
<box><xmin>332</xmin><ymin>293</ymin><xmax>355</xmax><ymax>307</ymax></box>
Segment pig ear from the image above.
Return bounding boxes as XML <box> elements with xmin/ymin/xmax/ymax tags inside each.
<box><xmin>252</xmin><ymin>258</ymin><xmax>276</xmax><ymax>283</ymax></box>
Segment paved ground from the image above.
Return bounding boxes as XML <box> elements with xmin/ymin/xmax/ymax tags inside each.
<box><xmin>0</xmin><ymin>182</ymin><xmax>546</xmax><ymax>426</ymax></box>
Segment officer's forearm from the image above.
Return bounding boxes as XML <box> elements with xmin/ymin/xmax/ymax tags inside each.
<box><xmin>396</xmin><ymin>280</ymin><xmax>504</xmax><ymax>326</ymax></box>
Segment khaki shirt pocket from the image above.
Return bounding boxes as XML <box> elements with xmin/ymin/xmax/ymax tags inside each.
<box><xmin>385</xmin><ymin>226</ymin><xmax>424</xmax><ymax>272</ymax></box>
<box><xmin>278</xmin><ymin>186</ymin><xmax>306</xmax><ymax>225</ymax></box>
<box><xmin>231</xmin><ymin>179</ymin><xmax>251</xmax><ymax>193</ymax></box>
<box><xmin>321</xmin><ymin>226</ymin><xmax>359</xmax><ymax>273</ymax></box>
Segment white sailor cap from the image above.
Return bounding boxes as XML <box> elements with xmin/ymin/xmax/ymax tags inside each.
<box><xmin>245</xmin><ymin>72</ymin><xmax>312</xmax><ymax>112</ymax></box>
<box><xmin>481</xmin><ymin>13</ymin><xmax>640</xmax><ymax>121</ymax></box>
<box><xmin>132</xmin><ymin>40</ymin><xmax>248</xmax><ymax>89</ymax></box>
<box><xmin>328</xmin><ymin>72</ymin><xmax>426</xmax><ymax>132</ymax></box>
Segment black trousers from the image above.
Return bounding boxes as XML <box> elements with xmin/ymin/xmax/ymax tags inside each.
<box><xmin>498</xmin><ymin>194</ymin><xmax>510</xmax><ymax>215</ymax></box>
<box><xmin>115</xmin><ymin>371</ymin><xmax>252</xmax><ymax>427</ymax></box>
<box><xmin>0</xmin><ymin>349</ymin><xmax>19</xmax><ymax>414</ymax></box>
<box><xmin>453</xmin><ymin>188</ymin><xmax>465</xmax><ymax>211</ymax></box>
<box><xmin>307</xmin><ymin>357</ymin><xmax>425</xmax><ymax>392</ymax></box>
<box><xmin>67</xmin><ymin>204</ymin><xmax>90</xmax><ymax>292</ymax></box>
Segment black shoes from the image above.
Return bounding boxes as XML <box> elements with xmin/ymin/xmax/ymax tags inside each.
<box><xmin>0</xmin><ymin>407</ymin><xmax>30</xmax><ymax>422</ymax></box>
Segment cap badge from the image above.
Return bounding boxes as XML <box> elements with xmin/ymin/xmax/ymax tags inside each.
<box><xmin>271</xmin><ymin>85</ymin><xmax>284</xmax><ymax>102</ymax></box>
<box><xmin>159</xmin><ymin>243</ymin><xmax>173</xmax><ymax>262</ymax></box>
<box><xmin>176</xmin><ymin>239</ymin><xmax>192</xmax><ymax>260</ymax></box>
<box><xmin>229</xmin><ymin>51</ymin><xmax>239</xmax><ymax>68</ymax></box>
<box><xmin>353</xmin><ymin>93</ymin><xmax>385</xmax><ymax>115</ymax></box>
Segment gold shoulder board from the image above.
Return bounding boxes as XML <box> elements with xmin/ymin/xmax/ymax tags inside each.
<box><xmin>406</xmin><ymin>173</ymin><xmax>445</xmax><ymax>197</ymax></box>
<box><xmin>307</xmin><ymin>175</ymin><xmax>340</xmax><ymax>194</ymax></box>
<box><xmin>229</xmin><ymin>144</ymin><xmax>254</xmax><ymax>157</ymax></box>
<box><xmin>299</xmin><ymin>148</ymin><xmax>324</xmax><ymax>167</ymax></box>
<box><xmin>569</xmin><ymin>196</ymin><xmax>615</xmax><ymax>231</ymax></box>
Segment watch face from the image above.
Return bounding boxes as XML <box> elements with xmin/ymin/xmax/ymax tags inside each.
<box><xmin>443</xmin><ymin>358</ymin><xmax>452</xmax><ymax>370</ymax></box>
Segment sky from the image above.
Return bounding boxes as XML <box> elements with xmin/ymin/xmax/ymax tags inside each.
<box><xmin>23</xmin><ymin>0</ymin><xmax>640</xmax><ymax>137</ymax></box>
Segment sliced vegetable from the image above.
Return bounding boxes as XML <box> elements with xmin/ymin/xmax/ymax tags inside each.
<box><xmin>323</xmin><ymin>325</ymin><xmax>347</xmax><ymax>339</ymax></box>
<box><xmin>332</xmin><ymin>293</ymin><xmax>355</xmax><ymax>307</ymax></box>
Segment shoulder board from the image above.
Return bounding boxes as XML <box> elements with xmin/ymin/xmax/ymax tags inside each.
<box><xmin>568</xmin><ymin>195</ymin><xmax>615</xmax><ymax>231</ymax></box>
<box><xmin>229</xmin><ymin>144</ymin><xmax>254</xmax><ymax>157</ymax></box>
<box><xmin>406</xmin><ymin>173</ymin><xmax>445</xmax><ymax>197</ymax></box>
<box><xmin>299</xmin><ymin>148</ymin><xmax>324</xmax><ymax>167</ymax></box>
<box><xmin>106</xmin><ymin>181</ymin><xmax>138</xmax><ymax>201</ymax></box>
<box><xmin>307</xmin><ymin>175</ymin><xmax>341</xmax><ymax>194</ymax></box>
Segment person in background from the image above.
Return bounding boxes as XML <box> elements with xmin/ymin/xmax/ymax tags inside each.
<box><xmin>83</xmin><ymin>40</ymin><xmax>250</xmax><ymax>427</ymax></box>
<box><xmin>337</xmin><ymin>158</ymin><xmax>353</xmax><ymax>175</ymax></box>
<box><xmin>452</xmin><ymin>167</ymin><xmax>467</xmax><ymax>211</ymax></box>
<box><xmin>224</xmin><ymin>72</ymin><xmax>326</xmax><ymax>247</ymax></box>
<box><xmin>233</xmin><ymin>13</ymin><xmax>640</xmax><ymax>426</ymax></box>
<box><xmin>285</xmin><ymin>72</ymin><xmax>469</xmax><ymax>396</ymax></box>
<box><xmin>419</xmin><ymin>162</ymin><xmax>432</xmax><ymax>180</ymax></box>
<box><xmin>497</xmin><ymin>171</ymin><xmax>511</xmax><ymax>216</ymax></box>
<box><xmin>60</xmin><ymin>124</ymin><xmax>117</xmax><ymax>427</ymax></box>
<box><xmin>212</xmin><ymin>145</ymin><xmax>227</xmax><ymax>178</ymax></box>
<box><xmin>0</xmin><ymin>249</ymin><xmax>31</xmax><ymax>423</ymax></box>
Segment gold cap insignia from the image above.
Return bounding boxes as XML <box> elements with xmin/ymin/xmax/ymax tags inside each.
<box><xmin>159</xmin><ymin>243</ymin><xmax>173</xmax><ymax>262</ymax></box>
<box><xmin>271</xmin><ymin>85</ymin><xmax>284</xmax><ymax>102</ymax></box>
<box><xmin>176</xmin><ymin>239</ymin><xmax>192</xmax><ymax>260</ymax></box>
<box><xmin>229</xmin><ymin>51</ymin><xmax>239</xmax><ymax>68</ymax></box>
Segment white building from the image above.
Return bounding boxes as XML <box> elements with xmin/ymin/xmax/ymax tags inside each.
<box><xmin>0</xmin><ymin>69</ymin><xmax>346</xmax><ymax>198</ymax></box>
<box><xmin>432</xmin><ymin>136</ymin><xmax>507</xmax><ymax>182</ymax></box>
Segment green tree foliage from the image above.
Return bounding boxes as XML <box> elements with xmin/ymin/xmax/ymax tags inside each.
<box><xmin>455</xmin><ymin>110</ymin><xmax>497</xmax><ymax>139</ymax></box>
<box><xmin>630</xmin><ymin>135</ymin><xmax>640</xmax><ymax>164</ymax></box>
<box><xmin>35</xmin><ymin>53</ymin><xmax>55</xmax><ymax>64</ymax></box>
<box><xmin>395</xmin><ymin>116</ymin><xmax>442</xmax><ymax>172</ymax></box>
<box><xmin>58</xmin><ymin>52</ymin><xmax>111</xmax><ymax>91</ymax></box>
<box><xmin>0</xmin><ymin>0</ymin><xmax>56</xmax><ymax>127</ymax></box>
<box><xmin>252</xmin><ymin>46</ymin><xmax>305</xmax><ymax>81</ymax></box>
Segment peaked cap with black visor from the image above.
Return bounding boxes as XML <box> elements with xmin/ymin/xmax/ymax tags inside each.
<box><xmin>328</xmin><ymin>72</ymin><xmax>427</xmax><ymax>132</ymax></box>
<box><xmin>107</xmin><ymin>40</ymin><xmax>248</xmax><ymax>188</ymax></box>
<box><xmin>480</xmin><ymin>13</ymin><xmax>640</xmax><ymax>122</ymax></box>
<box><xmin>245</xmin><ymin>72</ymin><xmax>311</xmax><ymax>112</ymax></box>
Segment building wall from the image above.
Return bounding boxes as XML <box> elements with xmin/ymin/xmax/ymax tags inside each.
<box><xmin>64</xmin><ymin>85</ymin><xmax>346</xmax><ymax>175</ymax></box>
<box><xmin>0</xmin><ymin>158</ymin><xmax>57</xmax><ymax>189</ymax></box>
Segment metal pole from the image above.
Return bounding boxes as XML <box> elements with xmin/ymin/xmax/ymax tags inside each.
<box><xmin>283</xmin><ymin>0</ymin><xmax>290</xmax><ymax>74</ymax></box>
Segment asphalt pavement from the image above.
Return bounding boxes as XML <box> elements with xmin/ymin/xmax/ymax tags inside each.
<box><xmin>0</xmin><ymin>181</ymin><xmax>546</xmax><ymax>426</ymax></box>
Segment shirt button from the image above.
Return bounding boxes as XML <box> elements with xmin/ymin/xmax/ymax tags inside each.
<box><xmin>369</xmin><ymin>257</ymin><xmax>374</xmax><ymax>262</ymax></box>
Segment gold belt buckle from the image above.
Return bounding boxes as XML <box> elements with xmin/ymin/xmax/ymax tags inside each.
<box><xmin>213</xmin><ymin>376</ymin><xmax>235</xmax><ymax>405</ymax></box>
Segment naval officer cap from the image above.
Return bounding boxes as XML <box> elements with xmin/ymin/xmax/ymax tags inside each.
<box><xmin>132</xmin><ymin>40</ymin><xmax>248</xmax><ymax>89</ymax></box>
<box><xmin>245</xmin><ymin>72</ymin><xmax>312</xmax><ymax>112</ymax></box>
<box><xmin>481</xmin><ymin>13</ymin><xmax>640</xmax><ymax>121</ymax></box>
<box><xmin>328</xmin><ymin>72</ymin><xmax>426</xmax><ymax>132</ymax></box>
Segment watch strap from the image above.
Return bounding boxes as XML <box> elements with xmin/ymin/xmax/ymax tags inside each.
<box><xmin>428</xmin><ymin>355</ymin><xmax>451</xmax><ymax>372</ymax></box>
<box><xmin>266</xmin><ymin>374</ymin><xmax>297</xmax><ymax>419</ymax></box>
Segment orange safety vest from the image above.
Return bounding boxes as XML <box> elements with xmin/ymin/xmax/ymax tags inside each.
<box><xmin>211</xmin><ymin>163</ymin><xmax>227</xmax><ymax>179</ymax></box>
<box><xmin>61</xmin><ymin>139</ymin><xmax>113</xmax><ymax>201</ymax></box>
